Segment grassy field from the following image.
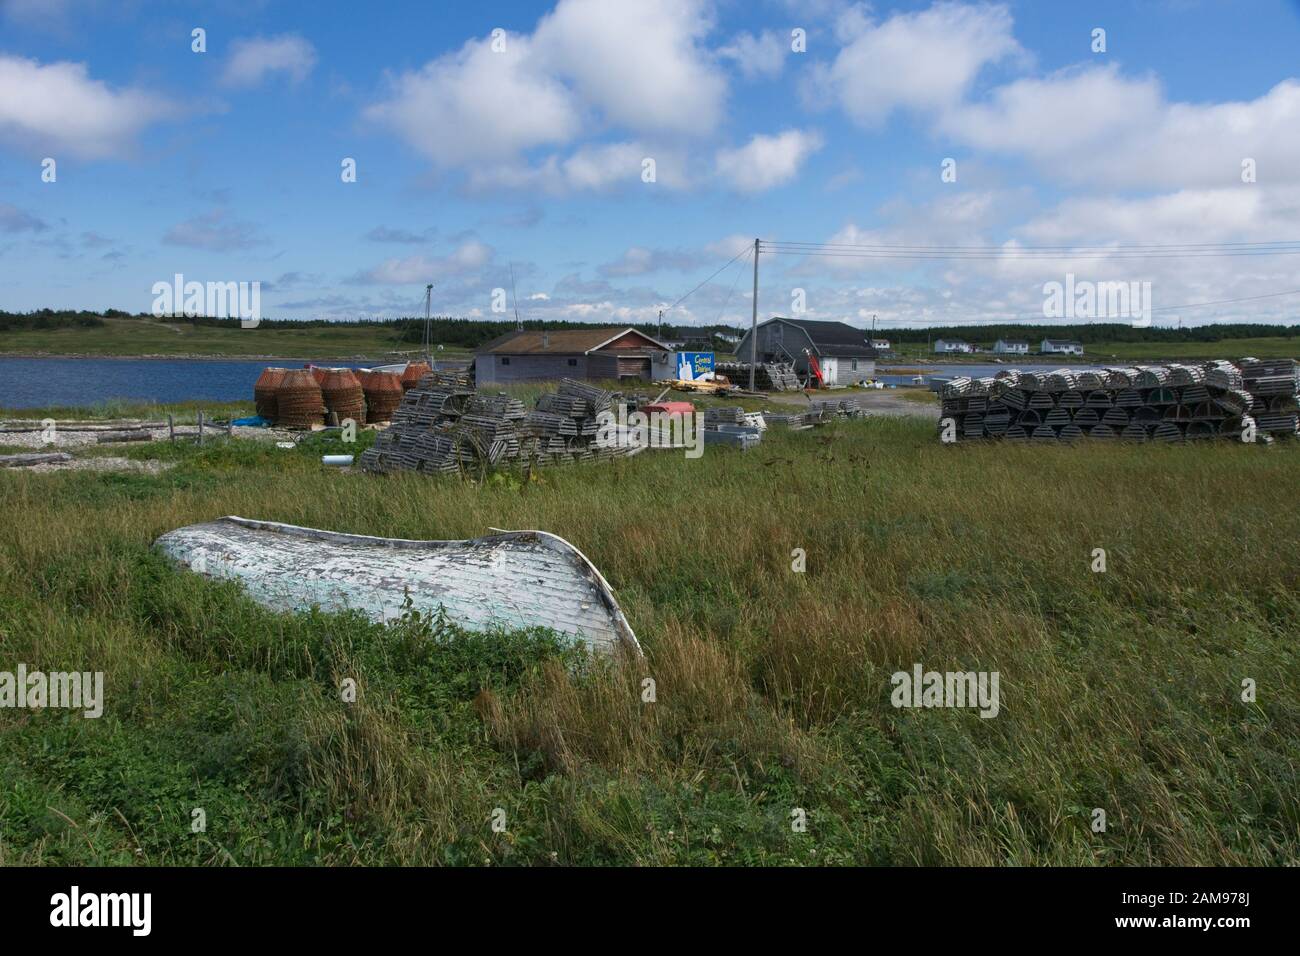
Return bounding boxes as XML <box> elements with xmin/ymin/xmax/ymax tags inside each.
<box><xmin>1</xmin><ymin>415</ymin><xmax>1297</xmax><ymax>865</ymax></box>
<box><xmin>0</xmin><ymin>315</ymin><xmax>471</xmax><ymax>360</ymax></box>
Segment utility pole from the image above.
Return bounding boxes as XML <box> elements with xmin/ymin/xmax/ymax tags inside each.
<box><xmin>423</xmin><ymin>283</ymin><xmax>433</xmax><ymax>365</ymax></box>
<box><xmin>749</xmin><ymin>238</ymin><xmax>759</xmax><ymax>391</ymax></box>
<box><xmin>658</xmin><ymin>309</ymin><xmax>664</xmax><ymax>340</ymax></box>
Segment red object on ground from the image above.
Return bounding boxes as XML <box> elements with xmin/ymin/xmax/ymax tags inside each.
<box><xmin>641</xmin><ymin>401</ymin><xmax>695</xmax><ymax>415</ymax></box>
<box><xmin>804</xmin><ymin>350</ymin><xmax>825</xmax><ymax>388</ymax></box>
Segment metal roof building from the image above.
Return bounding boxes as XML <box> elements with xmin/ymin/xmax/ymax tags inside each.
<box><xmin>735</xmin><ymin>317</ymin><xmax>878</xmax><ymax>386</ymax></box>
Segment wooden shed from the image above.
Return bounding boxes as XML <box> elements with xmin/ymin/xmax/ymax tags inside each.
<box><xmin>473</xmin><ymin>327</ymin><xmax>673</xmax><ymax>385</ymax></box>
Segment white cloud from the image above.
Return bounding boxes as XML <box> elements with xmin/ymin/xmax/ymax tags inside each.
<box><xmin>560</xmin><ymin>141</ymin><xmax>652</xmax><ymax>191</ymax></box>
<box><xmin>942</xmin><ymin>67</ymin><xmax>1300</xmax><ymax>188</ymax></box>
<box><xmin>365</xmin><ymin>33</ymin><xmax>578</xmax><ymax>166</ymax></box>
<box><xmin>365</xmin><ymin>0</ymin><xmax>725</xmax><ymax>181</ymax></box>
<box><xmin>533</xmin><ymin>0</ymin><xmax>725</xmax><ymax>135</ymax></box>
<box><xmin>466</xmin><ymin>141</ymin><xmax>690</xmax><ymax>194</ymax></box>
<box><xmin>718</xmin><ymin>30</ymin><xmax>787</xmax><ymax>81</ymax></box>
<box><xmin>354</xmin><ymin>240</ymin><xmax>494</xmax><ymax>284</ymax></box>
<box><xmin>0</xmin><ymin>54</ymin><xmax>177</xmax><ymax>159</ymax></box>
<box><xmin>221</xmin><ymin>35</ymin><xmax>318</xmax><ymax>88</ymax></box>
<box><xmin>813</xmin><ymin>2</ymin><xmax>1022</xmax><ymax>126</ymax></box>
<box><xmin>715</xmin><ymin>129</ymin><xmax>822</xmax><ymax>191</ymax></box>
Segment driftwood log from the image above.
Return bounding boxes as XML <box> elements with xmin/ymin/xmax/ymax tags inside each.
<box><xmin>0</xmin><ymin>452</ymin><xmax>73</xmax><ymax>467</ymax></box>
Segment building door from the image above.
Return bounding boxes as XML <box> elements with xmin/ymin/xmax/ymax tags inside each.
<box><xmin>618</xmin><ymin>356</ymin><xmax>652</xmax><ymax>380</ymax></box>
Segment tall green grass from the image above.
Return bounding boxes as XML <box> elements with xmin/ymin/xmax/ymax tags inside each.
<box><xmin>0</xmin><ymin>418</ymin><xmax>1296</xmax><ymax>865</ymax></box>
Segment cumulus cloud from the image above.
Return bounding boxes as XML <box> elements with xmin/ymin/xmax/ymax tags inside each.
<box><xmin>163</xmin><ymin>209</ymin><xmax>268</xmax><ymax>251</ymax></box>
<box><xmin>811</xmin><ymin>2</ymin><xmax>1022</xmax><ymax>126</ymax></box>
<box><xmin>715</xmin><ymin>129</ymin><xmax>822</xmax><ymax>191</ymax></box>
<box><xmin>351</xmin><ymin>239</ymin><xmax>494</xmax><ymax>285</ymax></box>
<box><xmin>221</xmin><ymin>35</ymin><xmax>318</xmax><ymax>88</ymax></box>
<box><xmin>718</xmin><ymin>30</ymin><xmax>788</xmax><ymax>81</ymax></box>
<box><xmin>466</xmin><ymin>141</ymin><xmax>690</xmax><ymax>194</ymax></box>
<box><xmin>532</xmin><ymin>0</ymin><xmax>725</xmax><ymax>135</ymax></box>
<box><xmin>0</xmin><ymin>54</ymin><xmax>177</xmax><ymax>159</ymax></box>
<box><xmin>365</xmin><ymin>32</ymin><xmax>577</xmax><ymax>166</ymax></box>
<box><xmin>942</xmin><ymin>67</ymin><xmax>1300</xmax><ymax>188</ymax></box>
<box><xmin>365</xmin><ymin>0</ymin><xmax>724</xmax><ymax>184</ymax></box>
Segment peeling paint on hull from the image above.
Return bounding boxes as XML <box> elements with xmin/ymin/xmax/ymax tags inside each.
<box><xmin>154</xmin><ymin>516</ymin><xmax>640</xmax><ymax>656</ymax></box>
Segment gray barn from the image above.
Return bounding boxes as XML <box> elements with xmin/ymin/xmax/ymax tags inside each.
<box><xmin>473</xmin><ymin>326</ymin><xmax>674</xmax><ymax>385</ymax></box>
<box><xmin>735</xmin><ymin>318</ymin><xmax>878</xmax><ymax>386</ymax></box>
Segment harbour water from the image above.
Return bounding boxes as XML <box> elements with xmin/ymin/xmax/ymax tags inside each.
<box><xmin>0</xmin><ymin>356</ymin><xmax>1070</xmax><ymax>410</ymax></box>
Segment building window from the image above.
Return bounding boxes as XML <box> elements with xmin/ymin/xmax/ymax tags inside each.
<box><xmin>852</xmin><ymin>359</ymin><xmax>858</xmax><ymax>371</ymax></box>
<box><xmin>568</xmin><ymin>358</ymin><xmax>578</xmax><ymax>366</ymax></box>
<box><xmin>500</xmin><ymin>357</ymin><xmax>510</xmax><ymax>365</ymax></box>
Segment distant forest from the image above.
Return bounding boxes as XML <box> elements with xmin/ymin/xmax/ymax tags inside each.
<box><xmin>1</xmin><ymin>309</ymin><xmax>1297</xmax><ymax>348</ymax></box>
<box><xmin>0</xmin><ymin>309</ymin><xmax>738</xmax><ymax>347</ymax></box>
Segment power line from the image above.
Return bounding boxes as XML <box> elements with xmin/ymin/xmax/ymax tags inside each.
<box><xmin>663</xmin><ymin>245</ymin><xmax>751</xmax><ymax>314</ymax></box>
<box><xmin>761</xmin><ymin>245</ymin><xmax>1300</xmax><ymax>261</ymax></box>
<box><xmin>765</xmin><ymin>238</ymin><xmax>1300</xmax><ymax>252</ymax></box>
<box><xmin>710</xmin><ymin>246</ymin><xmax>752</xmax><ymax>326</ymax></box>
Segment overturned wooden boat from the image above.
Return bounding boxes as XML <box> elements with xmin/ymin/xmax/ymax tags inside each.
<box><xmin>154</xmin><ymin>517</ymin><xmax>640</xmax><ymax>655</ymax></box>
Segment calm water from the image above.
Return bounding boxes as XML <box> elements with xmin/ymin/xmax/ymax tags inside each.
<box><xmin>0</xmin><ymin>356</ymin><xmax>1067</xmax><ymax>409</ymax></box>
<box><xmin>0</xmin><ymin>357</ymin><xmax>384</xmax><ymax>410</ymax></box>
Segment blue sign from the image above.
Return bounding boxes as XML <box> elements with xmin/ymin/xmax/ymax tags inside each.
<box><xmin>675</xmin><ymin>351</ymin><xmax>715</xmax><ymax>381</ymax></box>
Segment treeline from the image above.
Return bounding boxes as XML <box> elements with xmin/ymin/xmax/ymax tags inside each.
<box><xmin>5</xmin><ymin>309</ymin><xmax>1294</xmax><ymax>348</ymax></box>
<box><xmin>166</xmin><ymin>314</ymin><xmax>740</xmax><ymax>347</ymax></box>
<box><xmin>0</xmin><ymin>309</ymin><xmax>744</xmax><ymax>349</ymax></box>
<box><xmin>0</xmin><ymin>309</ymin><xmax>118</xmax><ymax>331</ymax></box>
<box><xmin>884</xmin><ymin>323</ymin><xmax>1297</xmax><ymax>345</ymax></box>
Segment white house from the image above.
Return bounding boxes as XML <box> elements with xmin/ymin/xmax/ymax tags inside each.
<box><xmin>870</xmin><ymin>338</ymin><xmax>891</xmax><ymax>351</ymax></box>
<box><xmin>1041</xmin><ymin>339</ymin><xmax>1084</xmax><ymax>356</ymax></box>
<box><xmin>934</xmin><ymin>338</ymin><xmax>976</xmax><ymax>354</ymax></box>
<box><xmin>993</xmin><ymin>339</ymin><xmax>1029</xmax><ymax>354</ymax></box>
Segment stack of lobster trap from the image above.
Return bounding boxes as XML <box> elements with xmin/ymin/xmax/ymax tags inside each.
<box><xmin>939</xmin><ymin>359</ymin><xmax>1298</xmax><ymax>444</ymax></box>
<box><xmin>360</xmin><ymin>373</ymin><xmax>631</xmax><ymax>475</ymax></box>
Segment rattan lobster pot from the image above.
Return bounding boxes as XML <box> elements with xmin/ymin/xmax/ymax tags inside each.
<box><xmin>400</xmin><ymin>361</ymin><xmax>432</xmax><ymax>392</ymax></box>
<box><xmin>308</xmin><ymin>365</ymin><xmax>328</xmax><ymax>385</ymax></box>
<box><xmin>361</xmin><ymin>370</ymin><xmax>404</xmax><ymax>423</ymax></box>
<box><xmin>275</xmin><ymin>369</ymin><xmax>326</xmax><ymax>428</ymax></box>
<box><xmin>320</xmin><ymin>368</ymin><xmax>366</xmax><ymax>425</ymax></box>
<box><xmin>254</xmin><ymin>367</ymin><xmax>286</xmax><ymax>421</ymax></box>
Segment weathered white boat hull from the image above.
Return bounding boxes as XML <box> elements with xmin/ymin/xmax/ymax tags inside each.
<box><xmin>154</xmin><ymin>517</ymin><xmax>640</xmax><ymax>655</ymax></box>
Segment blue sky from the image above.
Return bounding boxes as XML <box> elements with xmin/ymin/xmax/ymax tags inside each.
<box><xmin>3</xmin><ymin>0</ymin><xmax>1300</xmax><ymax>330</ymax></box>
